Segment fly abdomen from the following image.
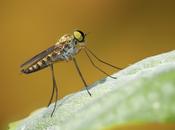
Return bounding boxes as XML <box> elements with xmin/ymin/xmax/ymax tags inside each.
<box><xmin>21</xmin><ymin>50</ymin><xmax>60</xmax><ymax>74</ymax></box>
<box><xmin>21</xmin><ymin>58</ymin><xmax>50</xmax><ymax>74</ymax></box>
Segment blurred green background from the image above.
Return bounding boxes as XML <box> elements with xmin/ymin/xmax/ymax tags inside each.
<box><xmin>0</xmin><ymin>0</ymin><xmax>175</xmax><ymax>129</ymax></box>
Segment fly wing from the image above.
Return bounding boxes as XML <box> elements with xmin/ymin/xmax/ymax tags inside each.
<box><xmin>20</xmin><ymin>45</ymin><xmax>56</xmax><ymax>68</ymax></box>
<box><xmin>20</xmin><ymin>34</ymin><xmax>73</xmax><ymax>68</ymax></box>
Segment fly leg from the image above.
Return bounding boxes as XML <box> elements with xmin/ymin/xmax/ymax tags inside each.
<box><xmin>73</xmin><ymin>58</ymin><xmax>91</xmax><ymax>96</ymax></box>
<box><xmin>50</xmin><ymin>64</ymin><xmax>58</xmax><ymax>117</ymax></box>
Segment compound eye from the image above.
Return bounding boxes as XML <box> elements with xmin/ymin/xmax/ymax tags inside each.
<box><xmin>73</xmin><ymin>30</ymin><xmax>84</xmax><ymax>42</ymax></box>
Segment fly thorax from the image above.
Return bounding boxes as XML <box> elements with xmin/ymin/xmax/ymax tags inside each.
<box><xmin>58</xmin><ymin>34</ymin><xmax>73</xmax><ymax>43</ymax></box>
<box><xmin>61</xmin><ymin>42</ymin><xmax>78</xmax><ymax>59</ymax></box>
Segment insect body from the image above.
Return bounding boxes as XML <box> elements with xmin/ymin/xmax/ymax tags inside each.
<box><xmin>20</xmin><ymin>30</ymin><xmax>122</xmax><ymax>117</ymax></box>
<box><xmin>21</xmin><ymin>34</ymin><xmax>81</xmax><ymax>74</ymax></box>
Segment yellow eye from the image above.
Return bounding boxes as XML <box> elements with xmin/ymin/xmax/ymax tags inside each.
<box><xmin>73</xmin><ymin>30</ymin><xmax>84</xmax><ymax>42</ymax></box>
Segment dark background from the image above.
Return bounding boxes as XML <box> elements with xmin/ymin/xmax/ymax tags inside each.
<box><xmin>0</xmin><ymin>0</ymin><xmax>175</xmax><ymax>129</ymax></box>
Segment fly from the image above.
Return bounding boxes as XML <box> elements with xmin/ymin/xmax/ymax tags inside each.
<box><xmin>20</xmin><ymin>30</ymin><xmax>122</xmax><ymax>117</ymax></box>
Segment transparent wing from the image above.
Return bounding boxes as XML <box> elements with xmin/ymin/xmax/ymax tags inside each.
<box><xmin>20</xmin><ymin>45</ymin><xmax>56</xmax><ymax>68</ymax></box>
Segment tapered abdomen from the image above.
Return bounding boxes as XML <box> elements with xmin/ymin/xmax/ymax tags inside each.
<box><xmin>21</xmin><ymin>56</ymin><xmax>52</xmax><ymax>74</ymax></box>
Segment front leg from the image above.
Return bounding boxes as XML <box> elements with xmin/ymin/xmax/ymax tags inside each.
<box><xmin>72</xmin><ymin>58</ymin><xmax>91</xmax><ymax>96</ymax></box>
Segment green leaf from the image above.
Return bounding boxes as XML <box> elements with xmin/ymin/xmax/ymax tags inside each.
<box><xmin>9</xmin><ymin>50</ymin><xmax>175</xmax><ymax>130</ymax></box>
